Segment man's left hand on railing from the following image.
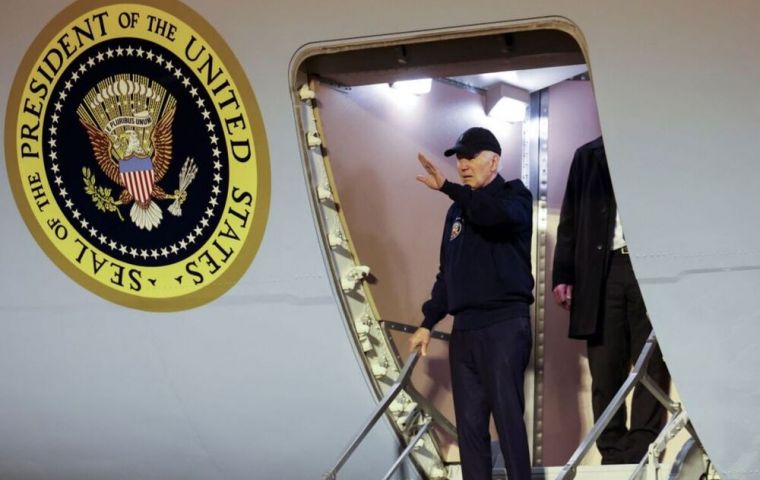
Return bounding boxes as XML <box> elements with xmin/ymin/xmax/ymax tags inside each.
<box><xmin>409</xmin><ymin>327</ymin><xmax>431</xmax><ymax>356</ymax></box>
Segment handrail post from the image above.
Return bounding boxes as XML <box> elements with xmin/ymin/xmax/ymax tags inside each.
<box><xmin>556</xmin><ymin>332</ymin><xmax>658</xmax><ymax>480</ymax></box>
<box><xmin>380</xmin><ymin>415</ymin><xmax>433</xmax><ymax>480</ymax></box>
<box><xmin>627</xmin><ymin>409</ymin><xmax>689</xmax><ymax>480</ymax></box>
<box><xmin>323</xmin><ymin>350</ymin><xmax>421</xmax><ymax>479</ymax></box>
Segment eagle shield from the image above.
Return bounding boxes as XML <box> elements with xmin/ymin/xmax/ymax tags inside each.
<box><xmin>77</xmin><ymin>75</ymin><xmax>178</xmax><ymax>231</ymax></box>
<box><xmin>119</xmin><ymin>156</ymin><xmax>155</xmax><ymax>204</ymax></box>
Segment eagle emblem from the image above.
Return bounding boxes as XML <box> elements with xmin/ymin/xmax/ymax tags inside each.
<box><xmin>450</xmin><ymin>217</ymin><xmax>463</xmax><ymax>241</ymax></box>
<box><xmin>77</xmin><ymin>75</ymin><xmax>196</xmax><ymax>230</ymax></box>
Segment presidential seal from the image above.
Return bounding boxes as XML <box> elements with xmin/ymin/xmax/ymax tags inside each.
<box><xmin>5</xmin><ymin>1</ymin><xmax>270</xmax><ymax>311</ymax></box>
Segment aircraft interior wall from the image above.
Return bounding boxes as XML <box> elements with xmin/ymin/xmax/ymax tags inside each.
<box><xmin>315</xmin><ymin>74</ymin><xmax>691</xmax><ymax>469</ymax></box>
<box><xmin>317</xmin><ymin>78</ymin><xmax>524</xmax><ymax>462</ymax></box>
<box><xmin>542</xmin><ymin>79</ymin><xmax>602</xmax><ymax>465</ymax></box>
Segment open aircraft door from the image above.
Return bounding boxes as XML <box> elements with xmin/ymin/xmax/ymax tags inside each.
<box><xmin>292</xmin><ymin>21</ymin><xmax>715</xmax><ymax>480</ymax></box>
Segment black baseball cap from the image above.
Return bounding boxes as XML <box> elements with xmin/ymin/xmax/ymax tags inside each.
<box><xmin>444</xmin><ymin>127</ymin><xmax>501</xmax><ymax>157</ymax></box>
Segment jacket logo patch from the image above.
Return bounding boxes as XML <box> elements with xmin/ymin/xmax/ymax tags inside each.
<box><xmin>450</xmin><ymin>218</ymin><xmax>463</xmax><ymax>241</ymax></box>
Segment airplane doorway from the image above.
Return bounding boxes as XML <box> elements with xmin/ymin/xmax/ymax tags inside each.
<box><xmin>292</xmin><ymin>23</ymin><xmax>687</xmax><ymax>478</ymax></box>
<box><xmin>311</xmin><ymin>71</ymin><xmax>600</xmax><ymax>469</ymax></box>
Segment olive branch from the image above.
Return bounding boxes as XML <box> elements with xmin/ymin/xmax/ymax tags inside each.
<box><xmin>82</xmin><ymin>167</ymin><xmax>124</xmax><ymax>221</ymax></box>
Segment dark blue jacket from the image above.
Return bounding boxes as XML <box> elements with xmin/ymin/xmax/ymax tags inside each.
<box><xmin>421</xmin><ymin>174</ymin><xmax>534</xmax><ymax>331</ymax></box>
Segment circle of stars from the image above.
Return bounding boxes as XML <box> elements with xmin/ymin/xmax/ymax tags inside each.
<box><xmin>47</xmin><ymin>44</ymin><xmax>225</xmax><ymax>262</ymax></box>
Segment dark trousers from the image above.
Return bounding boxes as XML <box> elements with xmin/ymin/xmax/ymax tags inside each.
<box><xmin>587</xmin><ymin>251</ymin><xmax>671</xmax><ymax>464</ymax></box>
<box><xmin>450</xmin><ymin>316</ymin><xmax>532</xmax><ymax>480</ymax></box>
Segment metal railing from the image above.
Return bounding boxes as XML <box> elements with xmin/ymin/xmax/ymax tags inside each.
<box><xmin>324</xmin><ymin>350</ymin><xmax>442</xmax><ymax>480</ymax></box>
<box><xmin>556</xmin><ymin>332</ymin><xmax>697</xmax><ymax>480</ymax></box>
<box><xmin>326</xmin><ymin>329</ymin><xmax>709</xmax><ymax>480</ymax></box>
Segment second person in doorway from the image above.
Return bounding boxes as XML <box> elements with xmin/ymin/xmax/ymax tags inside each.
<box><xmin>552</xmin><ymin>136</ymin><xmax>670</xmax><ymax>464</ymax></box>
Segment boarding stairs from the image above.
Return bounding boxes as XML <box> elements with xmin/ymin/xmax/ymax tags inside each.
<box><xmin>324</xmin><ymin>332</ymin><xmax>718</xmax><ymax>480</ymax></box>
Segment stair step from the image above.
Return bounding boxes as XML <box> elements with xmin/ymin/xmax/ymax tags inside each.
<box><xmin>448</xmin><ymin>463</ymin><xmax>674</xmax><ymax>480</ymax></box>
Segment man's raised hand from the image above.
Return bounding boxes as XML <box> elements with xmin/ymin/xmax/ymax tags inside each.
<box><xmin>416</xmin><ymin>153</ymin><xmax>446</xmax><ymax>190</ymax></box>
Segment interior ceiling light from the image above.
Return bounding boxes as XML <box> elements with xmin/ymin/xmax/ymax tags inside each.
<box><xmin>485</xmin><ymin>82</ymin><xmax>529</xmax><ymax>122</ymax></box>
<box><xmin>390</xmin><ymin>78</ymin><xmax>432</xmax><ymax>95</ymax></box>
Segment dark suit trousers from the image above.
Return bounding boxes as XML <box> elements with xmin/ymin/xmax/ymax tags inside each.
<box><xmin>450</xmin><ymin>316</ymin><xmax>532</xmax><ymax>480</ymax></box>
<box><xmin>587</xmin><ymin>251</ymin><xmax>671</xmax><ymax>464</ymax></box>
